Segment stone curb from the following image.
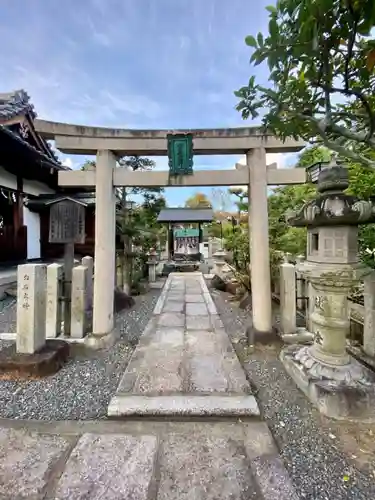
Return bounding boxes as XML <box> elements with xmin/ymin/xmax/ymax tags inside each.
<box><xmin>107</xmin><ymin>394</ymin><xmax>260</xmax><ymax>418</ymax></box>
<box><xmin>153</xmin><ymin>275</ymin><xmax>172</xmax><ymax>315</ymax></box>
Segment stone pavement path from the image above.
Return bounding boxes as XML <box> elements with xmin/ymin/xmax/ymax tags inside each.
<box><xmin>0</xmin><ymin>273</ymin><xmax>299</xmax><ymax>499</ymax></box>
<box><xmin>108</xmin><ymin>273</ymin><xmax>259</xmax><ymax>417</ymax></box>
<box><xmin>0</xmin><ymin>419</ymin><xmax>297</xmax><ymax>500</ymax></box>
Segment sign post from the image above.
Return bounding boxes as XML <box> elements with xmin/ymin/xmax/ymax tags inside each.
<box><xmin>49</xmin><ymin>199</ymin><xmax>86</xmax><ymax>336</ymax></box>
<box><xmin>167</xmin><ymin>133</ymin><xmax>194</xmax><ymax>176</ymax></box>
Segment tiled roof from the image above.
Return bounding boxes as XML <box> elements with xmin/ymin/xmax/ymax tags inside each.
<box><xmin>157</xmin><ymin>208</ymin><xmax>214</xmax><ymax>223</ymax></box>
<box><xmin>0</xmin><ymin>89</ymin><xmax>65</xmax><ymax>169</ymax></box>
<box><xmin>0</xmin><ymin>124</ymin><xmax>67</xmax><ymax>170</ymax></box>
<box><xmin>0</xmin><ymin>90</ymin><xmax>36</xmax><ymax>121</ymax></box>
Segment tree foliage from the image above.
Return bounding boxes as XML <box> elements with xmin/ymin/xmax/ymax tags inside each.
<box><xmin>235</xmin><ymin>0</ymin><xmax>375</xmax><ymax>168</ymax></box>
<box><xmin>79</xmin><ymin>155</ymin><xmax>165</xmax><ymax>288</ymax></box>
<box><xmin>185</xmin><ymin>192</ymin><xmax>212</xmax><ymax>208</ymax></box>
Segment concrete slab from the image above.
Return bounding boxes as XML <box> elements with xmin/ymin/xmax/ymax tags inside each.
<box><xmin>185</xmin><ymin>294</ymin><xmax>205</xmax><ymax>303</ymax></box>
<box><xmin>162</xmin><ymin>301</ymin><xmax>185</xmax><ymax>313</ymax></box>
<box><xmin>158</xmin><ymin>312</ymin><xmax>185</xmax><ymax>327</ymax></box>
<box><xmin>186</xmin><ymin>302</ymin><xmax>208</xmax><ymax>316</ymax></box>
<box><xmin>0</xmin><ymin>427</ymin><xmax>71</xmax><ymax>499</ymax></box>
<box><xmin>134</xmin><ymin>347</ymin><xmax>184</xmax><ymax>394</ymax></box>
<box><xmin>108</xmin><ymin>395</ymin><xmax>260</xmax><ymax>417</ymax></box>
<box><xmin>157</xmin><ymin>432</ymin><xmax>259</xmax><ymax>500</ymax></box>
<box><xmin>186</xmin><ymin>315</ymin><xmax>211</xmax><ymax>330</ymax></box>
<box><xmin>54</xmin><ymin>433</ymin><xmax>158</xmax><ymax>500</ymax></box>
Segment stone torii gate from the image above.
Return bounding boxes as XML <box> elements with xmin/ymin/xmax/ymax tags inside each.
<box><xmin>35</xmin><ymin>120</ymin><xmax>305</xmax><ymax>346</ymax></box>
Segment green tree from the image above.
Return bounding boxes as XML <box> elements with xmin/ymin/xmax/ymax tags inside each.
<box><xmin>79</xmin><ymin>156</ymin><xmax>164</xmax><ymax>291</ymax></box>
<box><xmin>235</xmin><ymin>0</ymin><xmax>375</xmax><ymax>168</ymax></box>
<box><xmin>185</xmin><ymin>192</ymin><xmax>212</xmax><ymax>208</ymax></box>
<box><xmin>267</xmin><ymin>146</ymin><xmax>324</xmax><ymax>257</ymax></box>
<box><xmin>229</xmin><ymin>188</ymin><xmax>248</xmax><ymax>219</ymax></box>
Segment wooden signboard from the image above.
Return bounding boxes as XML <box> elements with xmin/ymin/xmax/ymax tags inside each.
<box><xmin>49</xmin><ymin>199</ymin><xmax>86</xmax><ymax>244</ymax></box>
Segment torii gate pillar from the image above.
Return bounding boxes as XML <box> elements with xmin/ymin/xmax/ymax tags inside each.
<box><xmin>92</xmin><ymin>150</ymin><xmax>116</xmax><ymax>339</ymax></box>
<box><xmin>247</xmin><ymin>148</ymin><xmax>273</xmax><ymax>333</ymax></box>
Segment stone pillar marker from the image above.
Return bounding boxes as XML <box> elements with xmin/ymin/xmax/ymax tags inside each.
<box><xmin>46</xmin><ymin>263</ymin><xmax>63</xmax><ymax>338</ymax></box>
<box><xmin>280</xmin><ymin>262</ymin><xmax>296</xmax><ymax>335</ymax></box>
<box><xmin>295</xmin><ymin>255</ymin><xmax>305</xmax><ymax>310</ymax></box>
<box><xmin>16</xmin><ymin>264</ymin><xmax>47</xmax><ymax>354</ymax></box>
<box><xmin>363</xmin><ymin>271</ymin><xmax>375</xmax><ymax>357</ymax></box>
<box><xmin>71</xmin><ymin>265</ymin><xmax>88</xmax><ymax>338</ymax></box>
<box><xmin>93</xmin><ymin>150</ymin><xmax>116</xmax><ymax>336</ymax></box>
<box><xmin>81</xmin><ymin>255</ymin><xmax>94</xmax><ymax>310</ymax></box>
<box><xmin>247</xmin><ymin>148</ymin><xmax>272</xmax><ymax>333</ymax></box>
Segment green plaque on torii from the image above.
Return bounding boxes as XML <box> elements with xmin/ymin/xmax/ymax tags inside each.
<box><xmin>167</xmin><ymin>133</ymin><xmax>194</xmax><ymax>176</ymax></box>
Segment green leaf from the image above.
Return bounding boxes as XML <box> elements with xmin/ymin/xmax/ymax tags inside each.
<box><xmin>269</xmin><ymin>18</ymin><xmax>279</xmax><ymax>38</ymax></box>
<box><xmin>266</xmin><ymin>5</ymin><xmax>277</xmax><ymax>14</ymax></box>
<box><xmin>253</xmin><ymin>51</ymin><xmax>268</xmax><ymax>66</ymax></box>
<box><xmin>236</xmin><ymin>101</ymin><xmax>248</xmax><ymax>111</ymax></box>
<box><xmin>257</xmin><ymin>32</ymin><xmax>264</xmax><ymax>46</ymax></box>
<box><xmin>245</xmin><ymin>35</ymin><xmax>257</xmax><ymax>48</ymax></box>
<box><xmin>249</xmin><ymin>75</ymin><xmax>256</xmax><ymax>87</ymax></box>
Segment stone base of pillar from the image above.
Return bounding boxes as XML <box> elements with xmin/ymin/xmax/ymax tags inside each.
<box><xmin>84</xmin><ymin>330</ymin><xmax>119</xmax><ymax>350</ymax></box>
<box><xmin>246</xmin><ymin>325</ymin><xmax>280</xmax><ymax>346</ymax></box>
<box><xmin>280</xmin><ymin>344</ymin><xmax>375</xmax><ymax>421</ymax></box>
<box><xmin>0</xmin><ymin>339</ymin><xmax>70</xmax><ymax>379</ymax></box>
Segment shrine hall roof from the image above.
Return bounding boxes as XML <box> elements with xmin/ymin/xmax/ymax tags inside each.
<box><xmin>157</xmin><ymin>208</ymin><xmax>214</xmax><ymax>223</ymax></box>
<box><xmin>0</xmin><ymin>90</ymin><xmax>36</xmax><ymax>121</ymax></box>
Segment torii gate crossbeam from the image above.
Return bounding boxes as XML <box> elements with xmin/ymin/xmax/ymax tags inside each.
<box><xmin>34</xmin><ymin>119</ymin><xmax>306</xmax><ymax>347</ymax></box>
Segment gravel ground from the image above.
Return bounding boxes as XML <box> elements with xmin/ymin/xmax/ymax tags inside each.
<box><xmin>0</xmin><ymin>296</ymin><xmax>17</xmax><ymax>333</ymax></box>
<box><xmin>0</xmin><ymin>291</ymin><xmax>159</xmax><ymax>420</ymax></box>
<box><xmin>210</xmin><ymin>287</ymin><xmax>375</xmax><ymax>500</ymax></box>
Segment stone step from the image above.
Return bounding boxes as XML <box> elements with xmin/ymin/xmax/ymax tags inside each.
<box><xmin>107</xmin><ymin>394</ymin><xmax>260</xmax><ymax>418</ymax></box>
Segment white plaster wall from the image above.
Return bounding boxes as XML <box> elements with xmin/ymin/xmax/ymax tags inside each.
<box><xmin>24</xmin><ymin>207</ymin><xmax>41</xmax><ymax>259</ymax></box>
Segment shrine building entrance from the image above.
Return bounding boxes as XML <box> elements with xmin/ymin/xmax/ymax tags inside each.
<box><xmin>35</xmin><ymin>120</ymin><xmax>306</xmax><ymax>342</ymax></box>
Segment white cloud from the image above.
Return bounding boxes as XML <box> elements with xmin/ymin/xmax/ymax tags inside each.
<box><xmin>62</xmin><ymin>157</ymin><xmax>73</xmax><ymax>168</ymax></box>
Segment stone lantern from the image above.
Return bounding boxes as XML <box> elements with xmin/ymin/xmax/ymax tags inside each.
<box><xmin>147</xmin><ymin>248</ymin><xmax>158</xmax><ymax>283</ymax></box>
<box><xmin>281</xmin><ymin>164</ymin><xmax>375</xmax><ymax>420</ymax></box>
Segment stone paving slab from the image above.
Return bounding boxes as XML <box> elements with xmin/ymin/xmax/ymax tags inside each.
<box><xmin>157</xmin><ymin>432</ymin><xmax>259</xmax><ymax>499</ymax></box>
<box><xmin>0</xmin><ymin>421</ymin><xmax>298</xmax><ymax>499</ymax></box>
<box><xmin>108</xmin><ymin>273</ymin><xmax>259</xmax><ymax>417</ymax></box>
<box><xmin>54</xmin><ymin>433</ymin><xmax>158</xmax><ymax>500</ymax></box>
<box><xmin>0</xmin><ymin>427</ymin><xmax>72</xmax><ymax>499</ymax></box>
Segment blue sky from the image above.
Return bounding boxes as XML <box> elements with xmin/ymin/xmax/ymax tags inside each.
<box><xmin>0</xmin><ymin>0</ymin><xmax>299</xmax><ymax>207</ymax></box>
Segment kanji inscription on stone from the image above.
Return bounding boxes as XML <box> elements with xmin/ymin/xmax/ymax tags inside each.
<box><xmin>49</xmin><ymin>200</ymin><xmax>85</xmax><ymax>244</ymax></box>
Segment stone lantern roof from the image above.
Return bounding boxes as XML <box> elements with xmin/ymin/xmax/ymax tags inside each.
<box><xmin>286</xmin><ymin>164</ymin><xmax>375</xmax><ymax>228</ymax></box>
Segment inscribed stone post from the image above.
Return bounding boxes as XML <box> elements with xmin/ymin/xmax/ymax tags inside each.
<box><xmin>81</xmin><ymin>256</ymin><xmax>94</xmax><ymax>310</ymax></box>
<box><xmin>280</xmin><ymin>263</ymin><xmax>296</xmax><ymax>335</ymax></box>
<box><xmin>71</xmin><ymin>265</ymin><xmax>88</xmax><ymax>338</ymax></box>
<box><xmin>16</xmin><ymin>264</ymin><xmax>47</xmax><ymax>354</ymax></box>
<box><xmin>46</xmin><ymin>263</ymin><xmax>63</xmax><ymax>338</ymax></box>
<box><xmin>363</xmin><ymin>271</ymin><xmax>375</xmax><ymax>357</ymax></box>
<box><xmin>295</xmin><ymin>255</ymin><xmax>305</xmax><ymax>310</ymax></box>
<box><xmin>307</xmin><ymin>280</ymin><xmax>315</xmax><ymax>333</ymax></box>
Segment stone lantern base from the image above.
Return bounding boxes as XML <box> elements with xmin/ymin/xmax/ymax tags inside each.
<box><xmin>281</xmin><ymin>344</ymin><xmax>375</xmax><ymax>421</ymax></box>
